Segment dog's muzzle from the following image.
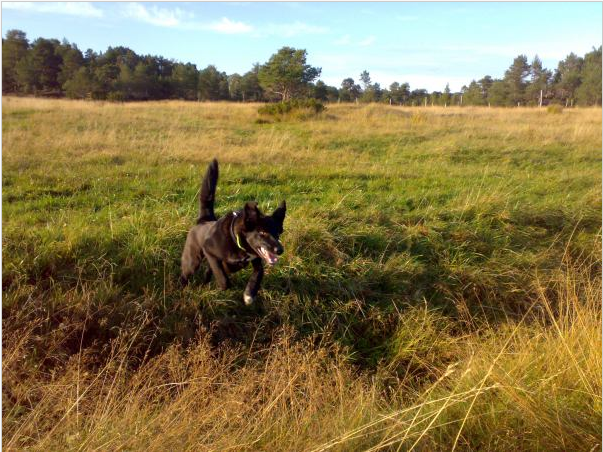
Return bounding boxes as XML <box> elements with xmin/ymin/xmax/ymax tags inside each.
<box><xmin>257</xmin><ymin>245</ymin><xmax>282</xmax><ymax>266</ymax></box>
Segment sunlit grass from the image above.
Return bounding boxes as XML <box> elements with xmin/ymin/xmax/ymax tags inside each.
<box><xmin>3</xmin><ymin>97</ymin><xmax>601</xmax><ymax>450</ymax></box>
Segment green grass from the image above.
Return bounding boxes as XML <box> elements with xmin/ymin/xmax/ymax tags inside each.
<box><xmin>3</xmin><ymin>97</ymin><xmax>601</xmax><ymax>450</ymax></box>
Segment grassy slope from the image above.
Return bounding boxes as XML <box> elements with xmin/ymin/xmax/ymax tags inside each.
<box><xmin>2</xmin><ymin>97</ymin><xmax>601</xmax><ymax>450</ymax></box>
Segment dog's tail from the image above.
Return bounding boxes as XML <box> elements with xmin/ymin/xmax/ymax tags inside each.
<box><xmin>197</xmin><ymin>158</ymin><xmax>218</xmax><ymax>223</ymax></box>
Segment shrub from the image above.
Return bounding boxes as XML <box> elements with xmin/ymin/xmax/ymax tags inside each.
<box><xmin>547</xmin><ymin>104</ymin><xmax>563</xmax><ymax>114</ymax></box>
<box><xmin>257</xmin><ymin>98</ymin><xmax>325</xmax><ymax>121</ymax></box>
<box><xmin>107</xmin><ymin>91</ymin><xmax>126</xmax><ymax>102</ymax></box>
<box><xmin>411</xmin><ymin>111</ymin><xmax>427</xmax><ymax>124</ymax></box>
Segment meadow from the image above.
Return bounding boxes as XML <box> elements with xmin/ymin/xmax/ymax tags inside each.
<box><xmin>2</xmin><ymin>97</ymin><xmax>601</xmax><ymax>451</ymax></box>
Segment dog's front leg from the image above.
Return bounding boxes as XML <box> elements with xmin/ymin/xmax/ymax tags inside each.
<box><xmin>203</xmin><ymin>251</ymin><xmax>230</xmax><ymax>290</ymax></box>
<box><xmin>203</xmin><ymin>267</ymin><xmax>213</xmax><ymax>284</ymax></box>
<box><xmin>243</xmin><ymin>258</ymin><xmax>264</xmax><ymax>305</ymax></box>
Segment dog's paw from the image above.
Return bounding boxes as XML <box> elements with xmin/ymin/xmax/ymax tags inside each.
<box><xmin>243</xmin><ymin>293</ymin><xmax>255</xmax><ymax>305</ymax></box>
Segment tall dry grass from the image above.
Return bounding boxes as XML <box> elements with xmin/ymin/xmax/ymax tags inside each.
<box><xmin>3</xmin><ymin>256</ymin><xmax>599</xmax><ymax>451</ymax></box>
<box><xmin>3</xmin><ymin>98</ymin><xmax>601</xmax><ymax>450</ymax></box>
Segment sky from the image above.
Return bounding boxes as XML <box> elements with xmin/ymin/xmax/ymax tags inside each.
<box><xmin>2</xmin><ymin>1</ymin><xmax>601</xmax><ymax>92</ymax></box>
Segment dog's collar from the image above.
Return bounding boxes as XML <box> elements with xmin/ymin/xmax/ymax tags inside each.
<box><xmin>230</xmin><ymin>212</ymin><xmax>247</xmax><ymax>252</ymax></box>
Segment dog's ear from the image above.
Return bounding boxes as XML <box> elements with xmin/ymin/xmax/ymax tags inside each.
<box><xmin>243</xmin><ymin>201</ymin><xmax>259</xmax><ymax>230</ymax></box>
<box><xmin>272</xmin><ymin>200</ymin><xmax>286</xmax><ymax>233</ymax></box>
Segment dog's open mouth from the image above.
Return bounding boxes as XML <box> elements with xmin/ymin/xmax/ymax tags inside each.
<box><xmin>257</xmin><ymin>246</ymin><xmax>279</xmax><ymax>266</ymax></box>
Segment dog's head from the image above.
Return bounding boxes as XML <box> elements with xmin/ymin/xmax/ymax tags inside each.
<box><xmin>240</xmin><ymin>201</ymin><xmax>286</xmax><ymax>266</ymax></box>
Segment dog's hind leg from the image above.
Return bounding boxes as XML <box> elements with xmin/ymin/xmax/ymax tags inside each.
<box><xmin>243</xmin><ymin>258</ymin><xmax>264</xmax><ymax>305</ymax></box>
<box><xmin>180</xmin><ymin>251</ymin><xmax>202</xmax><ymax>286</ymax></box>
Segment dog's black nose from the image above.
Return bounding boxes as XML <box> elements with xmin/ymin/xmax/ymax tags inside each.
<box><xmin>275</xmin><ymin>245</ymin><xmax>283</xmax><ymax>255</ymax></box>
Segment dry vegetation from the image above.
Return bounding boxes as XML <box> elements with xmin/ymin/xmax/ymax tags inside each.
<box><xmin>2</xmin><ymin>97</ymin><xmax>602</xmax><ymax>450</ymax></box>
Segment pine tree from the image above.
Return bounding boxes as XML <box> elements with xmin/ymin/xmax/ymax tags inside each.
<box><xmin>2</xmin><ymin>29</ymin><xmax>29</xmax><ymax>93</ymax></box>
<box><xmin>504</xmin><ymin>55</ymin><xmax>530</xmax><ymax>105</ymax></box>
<box><xmin>576</xmin><ymin>47</ymin><xmax>602</xmax><ymax>106</ymax></box>
<box><xmin>258</xmin><ymin>47</ymin><xmax>320</xmax><ymax>101</ymax></box>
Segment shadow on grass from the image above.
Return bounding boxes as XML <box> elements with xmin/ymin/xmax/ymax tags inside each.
<box><xmin>3</xmin><ymin>202</ymin><xmax>599</xmax><ymax>374</ymax></box>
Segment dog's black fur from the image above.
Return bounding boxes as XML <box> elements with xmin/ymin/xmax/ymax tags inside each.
<box><xmin>180</xmin><ymin>159</ymin><xmax>286</xmax><ymax>305</ymax></box>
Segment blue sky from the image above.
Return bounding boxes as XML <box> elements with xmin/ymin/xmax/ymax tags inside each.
<box><xmin>2</xmin><ymin>2</ymin><xmax>601</xmax><ymax>91</ymax></box>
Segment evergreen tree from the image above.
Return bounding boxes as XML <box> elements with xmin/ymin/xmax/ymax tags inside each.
<box><xmin>410</xmin><ymin>89</ymin><xmax>428</xmax><ymax>105</ymax></box>
<box><xmin>312</xmin><ymin>80</ymin><xmax>328</xmax><ymax>101</ymax></box>
<box><xmin>463</xmin><ymin>80</ymin><xmax>485</xmax><ymax>105</ymax></box>
<box><xmin>504</xmin><ymin>55</ymin><xmax>530</xmax><ymax>105</ymax></box>
<box><xmin>488</xmin><ymin>79</ymin><xmax>510</xmax><ymax>106</ymax></box>
<box><xmin>2</xmin><ymin>29</ymin><xmax>29</xmax><ymax>93</ymax></box>
<box><xmin>442</xmin><ymin>83</ymin><xmax>451</xmax><ymax>106</ymax></box>
<box><xmin>56</xmin><ymin>40</ymin><xmax>84</xmax><ymax>88</ymax></box>
<box><xmin>478</xmin><ymin>76</ymin><xmax>493</xmax><ymax>102</ymax></box>
<box><xmin>241</xmin><ymin>64</ymin><xmax>264</xmax><ymax>102</ymax></box>
<box><xmin>325</xmin><ymin>85</ymin><xmax>339</xmax><ymax>102</ymax></box>
<box><xmin>172</xmin><ymin>63</ymin><xmax>198</xmax><ymax>100</ymax></box>
<box><xmin>525</xmin><ymin>55</ymin><xmax>551</xmax><ymax>105</ymax></box>
<box><xmin>339</xmin><ymin>78</ymin><xmax>361</xmax><ymax>102</ymax></box>
<box><xmin>576</xmin><ymin>47</ymin><xmax>602</xmax><ymax>106</ymax></box>
<box><xmin>429</xmin><ymin>91</ymin><xmax>441</xmax><ymax>106</ymax></box>
<box><xmin>389</xmin><ymin>82</ymin><xmax>410</xmax><ymax>105</ymax></box>
<box><xmin>63</xmin><ymin>67</ymin><xmax>96</xmax><ymax>99</ymax></box>
<box><xmin>2</xmin><ymin>29</ymin><xmax>599</xmax><ymax>106</ymax></box>
<box><xmin>258</xmin><ymin>47</ymin><xmax>320</xmax><ymax>101</ymax></box>
<box><xmin>359</xmin><ymin>70</ymin><xmax>371</xmax><ymax>91</ymax></box>
<box><xmin>227</xmin><ymin>73</ymin><xmax>243</xmax><ymax>101</ymax></box>
<box><xmin>198</xmin><ymin>65</ymin><xmax>229</xmax><ymax>101</ymax></box>
<box><xmin>29</xmin><ymin>38</ymin><xmax>63</xmax><ymax>93</ymax></box>
<box><xmin>554</xmin><ymin>52</ymin><xmax>583</xmax><ymax>105</ymax></box>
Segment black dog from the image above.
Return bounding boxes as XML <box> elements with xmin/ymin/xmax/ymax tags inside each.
<box><xmin>180</xmin><ymin>159</ymin><xmax>286</xmax><ymax>305</ymax></box>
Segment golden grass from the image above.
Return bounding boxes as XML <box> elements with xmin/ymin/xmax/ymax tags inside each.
<box><xmin>3</xmin><ymin>97</ymin><xmax>601</xmax><ymax>450</ymax></box>
<box><xmin>3</xmin><ymin>260</ymin><xmax>599</xmax><ymax>451</ymax></box>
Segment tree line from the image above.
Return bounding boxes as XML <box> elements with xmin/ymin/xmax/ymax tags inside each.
<box><xmin>2</xmin><ymin>29</ymin><xmax>601</xmax><ymax>106</ymax></box>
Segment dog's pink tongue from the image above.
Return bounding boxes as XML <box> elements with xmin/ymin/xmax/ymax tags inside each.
<box><xmin>260</xmin><ymin>247</ymin><xmax>279</xmax><ymax>265</ymax></box>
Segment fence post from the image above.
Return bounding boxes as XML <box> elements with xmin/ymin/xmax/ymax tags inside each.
<box><xmin>539</xmin><ymin>89</ymin><xmax>543</xmax><ymax>108</ymax></box>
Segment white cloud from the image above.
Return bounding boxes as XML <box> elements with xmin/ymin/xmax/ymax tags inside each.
<box><xmin>2</xmin><ymin>1</ymin><xmax>103</xmax><ymax>18</ymax></box>
<box><xmin>207</xmin><ymin>17</ymin><xmax>253</xmax><ymax>34</ymax></box>
<box><xmin>359</xmin><ymin>36</ymin><xmax>376</xmax><ymax>47</ymax></box>
<box><xmin>256</xmin><ymin>21</ymin><xmax>329</xmax><ymax>38</ymax></box>
<box><xmin>120</xmin><ymin>3</ymin><xmax>253</xmax><ymax>34</ymax></box>
<box><xmin>396</xmin><ymin>15</ymin><xmax>418</xmax><ymax>22</ymax></box>
<box><xmin>121</xmin><ymin>2</ymin><xmax>191</xmax><ymax>27</ymax></box>
<box><xmin>360</xmin><ymin>8</ymin><xmax>377</xmax><ymax>16</ymax></box>
<box><xmin>334</xmin><ymin>34</ymin><xmax>351</xmax><ymax>45</ymax></box>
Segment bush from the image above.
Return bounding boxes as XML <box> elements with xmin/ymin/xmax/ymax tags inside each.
<box><xmin>411</xmin><ymin>111</ymin><xmax>427</xmax><ymax>124</ymax></box>
<box><xmin>107</xmin><ymin>91</ymin><xmax>126</xmax><ymax>102</ymax></box>
<box><xmin>547</xmin><ymin>104</ymin><xmax>563</xmax><ymax>114</ymax></box>
<box><xmin>257</xmin><ymin>99</ymin><xmax>325</xmax><ymax>121</ymax></box>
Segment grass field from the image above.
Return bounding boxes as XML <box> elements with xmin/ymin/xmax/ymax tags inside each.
<box><xmin>2</xmin><ymin>97</ymin><xmax>601</xmax><ymax>450</ymax></box>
